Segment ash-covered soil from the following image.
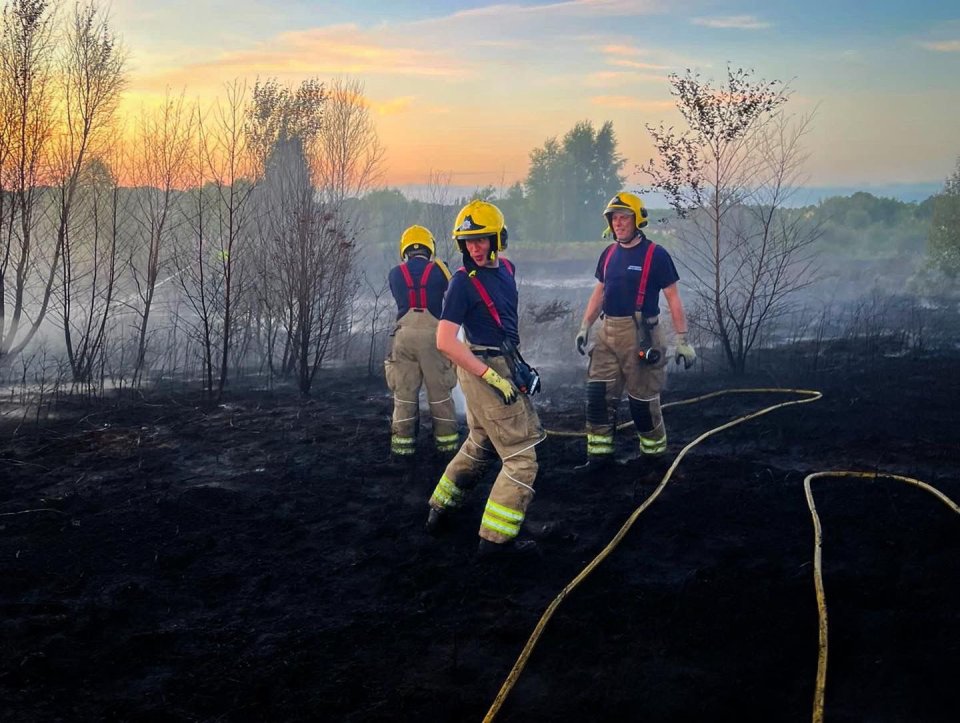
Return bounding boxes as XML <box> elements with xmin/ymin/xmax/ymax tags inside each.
<box><xmin>1</xmin><ymin>349</ymin><xmax>958</xmax><ymax>722</ymax></box>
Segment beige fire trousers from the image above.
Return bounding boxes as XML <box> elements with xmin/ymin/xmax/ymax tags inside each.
<box><xmin>586</xmin><ymin>314</ymin><xmax>668</xmax><ymax>456</ymax></box>
<box><xmin>384</xmin><ymin>309</ymin><xmax>459</xmax><ymax>455</ymax></box>
<box><xmin>429</xmin><ymin>353</ymin><xmax>545</xmax><ymax>543</ymax></box>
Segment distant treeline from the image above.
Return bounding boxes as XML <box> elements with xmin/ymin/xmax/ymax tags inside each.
<box><xmin>357</xmin><ymin>188</ymin><xmax>935</xmax><ymax>266</ymax></box>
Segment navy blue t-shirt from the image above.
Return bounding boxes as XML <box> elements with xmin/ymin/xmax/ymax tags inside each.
<box><xmin>389</xmin><ymin>256</ymin><xmax>449</xmax><ymax>319</ymax></box>
<box><xmin>441</xmin><ymin>261</ymin><xmax>520</xmax><ymax>347</ymax></box>
<box><xmin>595</xmin><ymin>238</ymin><xmax>679</xmax><ymax>318</ymax></box>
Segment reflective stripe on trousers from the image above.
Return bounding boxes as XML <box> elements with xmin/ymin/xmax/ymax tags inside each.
<box><xmin>384</xmin><ymin>308</ymin><xmax>459</xmax><ymax>451</ymax></box>
<box><xmin>586</xmin><ymin>314</ymin><xmax>668</xmax><ymax>455</ymax></box>
<box><xmin>433</xmin><ymin>356</ymin><xmax>545</xmax><ymax>543</ymax></box>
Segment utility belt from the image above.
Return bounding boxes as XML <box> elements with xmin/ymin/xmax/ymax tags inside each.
<box><xmin>471</xmin><ymin>347</ymin><xmax>503</xmax><ymax>359</ymax></box>
<box><xmin>601</xmin><ymin>311</ymin><xmax>658</xmax><ymax>327</ymax></box>
<box><xmin>471</xmin><ymin>343</ymin><xmax>541</xmax><ymax>396</ymax></box>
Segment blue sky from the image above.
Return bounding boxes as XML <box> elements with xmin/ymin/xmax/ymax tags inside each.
<box><xmin>111</xmin><ymin>0</ymin><xmax>960</xmax><ymax>195</ymax></box>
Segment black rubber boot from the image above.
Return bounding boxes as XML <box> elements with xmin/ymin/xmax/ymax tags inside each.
<box><xmin>476</xmin><ymin>538</ymin><xmax>539</xmax><ymax>559</ymax></box>
<box><xmin>424</xmin><ymin>508</ymin><xmax>446</xmax><ymax>536</ymax></box>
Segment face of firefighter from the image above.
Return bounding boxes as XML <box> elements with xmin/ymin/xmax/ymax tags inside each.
<box><xmin>464</xmin><ymin>236</ymin><xmax>493</xmax><ymax>267</ymax></box>
<box><xmin>611</xmin><ymin>211</ymin><xmax>638</xmax><ymax>243</ymax></box>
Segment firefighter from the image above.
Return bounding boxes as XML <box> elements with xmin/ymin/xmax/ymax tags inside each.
<box><xmin>574</xmin><ymin>191</ymin><xmax>696</xmax><ymax>470</ymax></box>
<box><xmin>424</xmin><ymin>200</ymin><xmax>545</xmax><ymax>558</ymax></box>
<box><xmin>384</xmin><ymin>225</ymin><xmax>459</xmax><ymax>458</ymax></box>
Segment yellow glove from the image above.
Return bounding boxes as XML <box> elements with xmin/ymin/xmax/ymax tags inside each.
<box><xmin>674</xmin><ymin>333</ymin><xmax>697</xmax><ymax>370</ymax></box>
<box><xmin>575</xmin><ymin>324</ymin><xmax>589</xmax><ymax>356</ymax></box>
<box><xmin>481</xmin><ymin>366</ymin><xmax>518</xmax><ymax>405</ymax></box>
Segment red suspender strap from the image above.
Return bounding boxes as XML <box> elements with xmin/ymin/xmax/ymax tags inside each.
<box><xmin>399</xmin><ymin>263</ymin><xmax>416</xmax><ymax>309</ymax></box>
<box><xmin>468</xmin><ymin>273</ymin><xmax>503</xmax><ymax>328</ymax></box>
<box><xmin>417</xmin><ymin>262</ymin><xmax>434</xmax><ymax>309</ymax></box>
<box><xmin>459</xmin><ymin>261</ymin><xmax>515</xmax><ymax>330</ymax></box>
<box><xmin>601</xmin><ymin>243</ymin><xmax>617</xmax><ymax>279</ymax></box>
<box><xmin>400</xmin><ymin>261</ymin><xmax>436</xmax><ymax>310</ymax></box>
<box><xmin>635</xmin><ymin>241</ymin><xmax>657</xmax><ymax>310</ymax></box>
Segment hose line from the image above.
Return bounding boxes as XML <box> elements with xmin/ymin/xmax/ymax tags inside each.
<box><xmin>803</xmin><ymin>472</ymin><xmax>960</xmax><ymax>723</ymax></box>
<box><xmin>484</xmin><ymin>388</ymin><xmax>823</xmax><ymax>722</ymax></box>
<box><xmin>544</xmin><ymin>387</ymin><xmax>793</xmax><ymax>437</ymax></box>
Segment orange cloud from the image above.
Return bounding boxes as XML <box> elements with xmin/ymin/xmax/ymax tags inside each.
<box><xmin>128</xmin><ymin>25</ymin><xmax>466</xmax><ymax>95</ymax></box>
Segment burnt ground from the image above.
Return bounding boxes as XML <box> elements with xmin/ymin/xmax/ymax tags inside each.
<box><xmin>1</xmin><ymin>348</ymin><xmax>958</xmax><ymax>722</ymax></box>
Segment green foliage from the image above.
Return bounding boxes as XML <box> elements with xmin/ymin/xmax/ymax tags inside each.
<box><xmin>523</xmin><ymin>120</ymin><xmax>626</xmax><ymax>240</ymax></box>
<box><xmin>358</xmin><ymin>187</ymin><xmax>935</xmax><ymax>272</ymax></box>
<box><xmin>803</xmin><ymin>191</ymin><xmax>933</xmax><ymax>259</ymax></box>
<box><xmin>927</xmin><ymin>159</ymin><xmax>960</xmax><ymax>279</ymax></box>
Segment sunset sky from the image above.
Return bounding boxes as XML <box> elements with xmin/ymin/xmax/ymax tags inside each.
<box><xmin>110</xmin><ymin>0</ymin><xmax>960</xmax><ymax>197</ymax></box>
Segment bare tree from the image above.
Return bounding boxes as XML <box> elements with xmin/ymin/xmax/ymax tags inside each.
<box><xmin>176</xmin><ymin>82</ymin><xmax>256</xmax><ymax>401</ymax></box>
<box><xmin>245</xmin><ymin>77</ymin><xmax>360</xmax><ymax>395</ymax></box>
<box><xmin>640</xmin><ymin>66</ymin><xmax>821</xmax><ymax>374</ymax></box>
<box><xmin>292</xmin><ymin>204</ymin><xmax>355</xmax><ymax>394</ymax></box>
<box><xmin>52</xmin><ymin>1</ymin><xmax>125</xmax><ymax>381</ymax></box>
<box><xmin>313</xmin><ymin>77</ymin><xmax>384</xmax><ymax>215</ymax></box>
<box><xmin>424</xmin><ymin>168</ymin><xmax>456</xmax><ymax>262</ymax></box>
<box><xmin>56</xmin><ymin>155</ymin><xmax>123</xmax><ymax>382</ymax></box>
<box><xmin>174</xmin><ymin>119</ymin><xmax>218</xmax><ymax>400</ymax></box>
<box><xmin>245</xmin><ymin>78</ymin><xmax>324</xmax><ymax>380</ymax></box>
<box><xmin>360</xmin><ymin>268</ymin><xmax>391</xmax><ymax>377</ymax></box>
<box><xmin>254</xmin><ymin>138</ymin><xmax>356</xmax><ymax>394</ymax></box>
<box><xmin>127</xmin><ymin>90</ymin><xmax>193</xmax><ymax>385</ymax></box>
<box><xmin>0</xmin><ymin>0</ymin><xmax>57</xmax><ymax>364</ymax></box>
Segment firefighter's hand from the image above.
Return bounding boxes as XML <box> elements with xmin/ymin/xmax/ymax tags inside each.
<box><xmin>674</xmin><ymin>333</ymin><xmax>697</xmax><ymax>370</ymax></box>
<box><xmin>481</xmin><ymin>367</ymin><xmax>518</xmax><ymax>405</ymax></box>
<box><xmin>575</xmin><ymin>325</ymin><xmax>589</xmax><ymax>356</ymax></box>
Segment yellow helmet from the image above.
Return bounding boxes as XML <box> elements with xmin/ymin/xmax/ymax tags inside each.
<box><xmin>452</xmin><ymin>200</ymin><xmax>508</xmax><ymax>255</ymax></box>
<box><xmin>399</xmin><ymin>225</ymin><xmax>435</xmax><ymax>260</ymax></box>
<box><xmin>603</xmin><ymin>191</ymin><xmax>649</xmax><ymax>235</ymax></box>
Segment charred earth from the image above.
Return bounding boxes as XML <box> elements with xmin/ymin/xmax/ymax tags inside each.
<box><xmin>2</xmin><ymin>347</ymin><xmax>958</xmax><ymax>722</ymax></box>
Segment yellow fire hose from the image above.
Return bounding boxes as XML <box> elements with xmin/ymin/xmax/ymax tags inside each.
<box><xmin>485</xmin><ymin>388</ymin><xmax>960</xmax><ymax>722</ymax></box>
<box><xmin>484</xmin><ymin>388</ymin><xmax>823</xmax><ymax>722</ymax></box>
<box><xmin>803</xmin><ymin>472</ymin><xmax>960</xmax><ymax>723</ymax></box>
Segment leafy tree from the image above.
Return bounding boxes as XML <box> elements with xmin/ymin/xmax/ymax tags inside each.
<box><xmin>524</xmin><ymin>120</ymin><xmax>625</xmax><ymax>241</ymax></box>
<box><xmin>927</xmin><ymin>158</ymin><xmax>960</xmax><ymax>279</ymax></box>
<box><xmin>495</xmin><ymin>182</ymin><xmax>526</xmax><ymax>244</ymax></box>
<box><xmin>810</xmin><ymin>191</ymin><xmax>931</xmax><ymax>259</ymax></box>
